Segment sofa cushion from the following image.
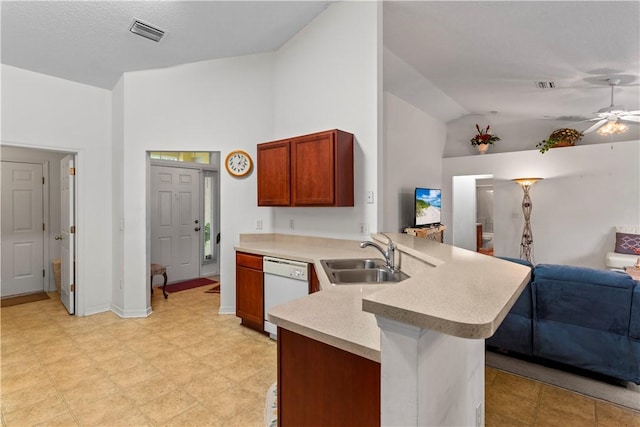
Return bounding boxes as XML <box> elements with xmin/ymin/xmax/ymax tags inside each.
<box><xmin>534</xmin><ymin>264</ymin><xmax>634</xmax><ymax>336</ymax></box>
<box><xmin>615</xmin><ymin>232</ymin><xmax>640</xmax><ymax>255</ymax></box>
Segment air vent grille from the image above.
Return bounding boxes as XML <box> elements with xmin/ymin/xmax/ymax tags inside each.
<box><xmin>535</xmin><ymin>81</ymin><xmax>556</xmax><ymax>89</ymax></box>
<box><xmin>130</xmin><ymin>19</ymin><xmax>165</xmax><ymax>42</ymax></box>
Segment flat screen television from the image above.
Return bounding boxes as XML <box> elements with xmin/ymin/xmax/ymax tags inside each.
<box><xmin>414</xmin><ymin>188</ymin><xmax>441</xmax><ymax>227</ymax></box>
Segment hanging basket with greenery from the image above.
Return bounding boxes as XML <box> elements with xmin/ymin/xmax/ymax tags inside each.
<box><xmin>536</xmin><ymin>128</ymin><xmax>583</xmax><ymax>154</ymax></box>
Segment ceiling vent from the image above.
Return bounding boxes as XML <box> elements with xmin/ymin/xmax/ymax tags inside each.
<box><xmin>535</xmin><ymin>81</ymin><xmax>556</xmax><ymax>89</ymax></box>
<box><xmin>129</xmin><ymin>19</ymin><xmax>165</xmax><ymax>42</ymax></box>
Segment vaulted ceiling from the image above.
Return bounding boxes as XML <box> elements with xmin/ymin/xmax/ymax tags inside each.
<box><xmin>2</xmin><ymin>1</ymin><xmax>639</xmax><ymax>129</ymax></box>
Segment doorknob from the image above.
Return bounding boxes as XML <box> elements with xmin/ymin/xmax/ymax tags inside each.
<box><xmin>54</xmin><ymin>235</ymin><xmax>63</xmax><ymax>240</ymax></box>
<box><xmin>194</xmin><ymin>227</ymin><xmax>201</xmax><ymax>232</ymax></box>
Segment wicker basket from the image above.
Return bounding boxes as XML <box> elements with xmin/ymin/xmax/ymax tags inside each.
<box><xmin>551</xmin><ymin>139</ymin><xmax>575</xmax><ymax>148</ymax></box>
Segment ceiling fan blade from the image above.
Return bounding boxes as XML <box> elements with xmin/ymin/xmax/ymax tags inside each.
<box><xmin>623</xmin><ymin>110</ymin><xmax>640</xmax><ymax>115</ymax></box>
<box><xmin>620</xmin><ymin>116</ymin><xmax>640</xmax><ymax>123</ymax></box>
<box><xmin>583</xmin><ymin>119</ymin><xmax>608</xmax><ymax>133</ymax></box>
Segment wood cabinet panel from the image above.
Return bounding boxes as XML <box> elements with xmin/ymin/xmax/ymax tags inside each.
<box><xmin>236</xmin><ymin>252</ymin><xmax>263</xmax><ymax>331</ymax></box>
<box><xmin>277</xmin><ymin>328</ymin><xmax>380</xmax><ymax>427</ymax></box>
<box><xmin>309</xmin><ymin>264</ymin><xmax>320</xmax><ymax>294</ymax></box>
<box><xmin>291</xmin><ymin>132</ymin><xmax>335</xmax><ymax>205</ymax></box>
<box><xmin>236</xmin><ymin>252</ymin><xmax>263</xmax><ymax>270</ymax></box>
<box><xmin>257</xmin><ymin>129</ymin><xmax>353</xmax><ymax>207</ymax></box>
<box><xmin>257</xmin><ymin>141</ymin><xmax>290</xmax><ymax>206</ymax></box>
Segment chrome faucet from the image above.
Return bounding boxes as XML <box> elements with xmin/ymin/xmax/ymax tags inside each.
<box><xmin>360</xmin><ymin>233</ymin><xmax>396</xmax><ymax>271</ymax></box>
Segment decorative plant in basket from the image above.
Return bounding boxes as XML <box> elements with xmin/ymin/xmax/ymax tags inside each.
<box><xmin>536</xmin><ymin>128</ymin><xmax>583</xmax><ymax>154</ymax></box>
<box><xmin>470</xmin><ymin>124</ymin><xmax>500</xmax><ymax>154</ymax></box>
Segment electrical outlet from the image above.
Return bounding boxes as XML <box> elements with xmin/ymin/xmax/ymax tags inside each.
<box><xmin>367</xmin><ymin>191</ymin><xmax>374</xmax><ymax>204</ymax></box>
<box><xmin>289</xmin><ymin>219</ymin><xmax>295</xmax><ymax>230</ymax></box>
<box><xmin>359</xmin><ymin>223</ymin><xmax>369</xmax><ymax>235</ymax></box>
<box><xmin>256</xmin><ymin>219</ymin><xmax>263</xmax><ymax>230</ymax></box>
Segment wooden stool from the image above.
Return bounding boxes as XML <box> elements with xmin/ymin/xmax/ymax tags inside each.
<box><xmin>150</xmin><ymin>263</ymin><xmax>168</xmax><ymax>299</ymax></box>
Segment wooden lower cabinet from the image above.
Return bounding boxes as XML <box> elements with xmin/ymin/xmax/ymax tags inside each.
<box><xmin>277</xmin><ymin>328</ymin><xmax>381</xmax><ymax>426</ymax></box>
<box><xmin>236</xmin><ymin>252</ymin><xmax>264</xmax><ymax>331</ymax></box>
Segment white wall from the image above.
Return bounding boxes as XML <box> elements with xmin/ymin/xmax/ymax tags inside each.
<box><xmin>273</xmin><ymin>1</ymin><xmax>381</xmax><ymax>239</ymax></box>
<box><xmin>121</xmin><ymin>53</ymin><xmax>275</xmax><ymax>315</ymax></box>
<box><xmin>1</xmin><ymin>64</ymin><xmax>112</xmax><ymax>315</ymax></box>
<box><xmin>0</xmin><ymin>145</ymin><xmax>66</xmax><ymax>291</ymax></box>
<box><xmin>443</xmin><ymin>141</ymin><xmax>640</xmax><ymax>268</ymax></box>
<box><xmin>382</xmin><ymin>92</ymin><xmax>447</xmax><ymax>232</ymax></box>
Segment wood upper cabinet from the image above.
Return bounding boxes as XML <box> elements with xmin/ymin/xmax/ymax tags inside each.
<box><xmin>257</xmin><ymin>141</ymin><xmax>290</xmax><ymax>206</ymax></box>
<box><xmin>236</xmin><ymin>252</ymin><xmax>264</xmax><ymax>332</ymax></box>
<box><xmin>257</xmin><ymin>129</ymin><xmax>353</xmax><ymax>207</ymax></box>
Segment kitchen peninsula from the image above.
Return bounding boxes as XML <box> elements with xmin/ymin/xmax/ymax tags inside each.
<box><xmin>235</xmin><ymin>233</ymin><xmax>530</xmax><ymax>426</ymax></box>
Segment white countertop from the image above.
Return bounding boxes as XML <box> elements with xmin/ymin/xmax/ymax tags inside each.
<box><xmin>235</xmin><ymin>233</ymin><xmax>530</xmax><ymax>362</ymax></box>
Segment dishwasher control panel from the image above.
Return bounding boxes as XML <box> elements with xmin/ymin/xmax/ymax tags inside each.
<box><xmin>263</xmin><ymin>256</ymin><xmax>309</xmax><ymax>281</ymax></box>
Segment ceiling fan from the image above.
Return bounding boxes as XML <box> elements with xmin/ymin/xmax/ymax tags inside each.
<box><xmin>583</xmin><ymin>79</ymin><xmax>640</xmax><ymax>134</ymax></box>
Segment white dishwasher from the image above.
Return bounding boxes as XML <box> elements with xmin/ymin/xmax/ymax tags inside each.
<box><xmin>263</xmin><ymin>256</ymin><xmax>309</xmax><ymax>339</ymax></box>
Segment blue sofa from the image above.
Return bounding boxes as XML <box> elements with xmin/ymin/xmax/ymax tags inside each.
<box><xmin>487</xmin><ymin>259</ymin><xmax>640</xmax><ymax>384</ymax></box>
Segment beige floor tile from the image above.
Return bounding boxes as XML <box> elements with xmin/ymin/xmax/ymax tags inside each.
<box><xmin>139</xmin><ymin>388</ymin><xmax>199</xmax><ymax>424</ymax></box>
<box><xmin>0</xmin><ymin>369</ymin><xmax>51</xmax><ymax>394</ymax></box>
<box><xmin>73</xmin><ymin>393</ymin><xmax>137</xmax><ymax>426</ymax></box>
<box><xmin>181</xmin><ymin>369</ymin><xmax>237</xmax><ymax>403</ymax></box>
<box><xmin>33</xmin><ymin>410</ymin><xmax>79</xmax><ymax>427</ymax></box>
<box><xmin>0</xmin><ymin>380</ymin><xmax>59</xmax><ymax>413</ymax></box>
<box><xmin>1</xmin><ymin>287</ymin><xmax>635</xmax><ymax>427</ymax></box>
<box><xmin>204</xmin><ymin>387</ymin><xmax>265</xmax><ymax>423</ymax></box>
<box><xmin>3</xmin><ymin>395</ymin><xmax>68</xmax><ymax>427</ymax></box>
<box><xmin>109</xmin><ymin>361</ymin><xmax>162</xmax><ymax>388</ymax></box>
<box><xmin>160</xmin><ymin>403</ymin><xmax>226</xmax><ymax>427</ymax></box>
<box><xmin>122</xmin><ymin>374</ymin><xmax>179</xmax><ymax>405</ymax></box>
<box><xmin>61</xmin><ymin>375</ymin><xmax>121</xmax><ymax>411</ymax></box>
<box><xmin>595</xmin><ymin>401</ymin><xmax>640</xmax><ymax>427</ymax></box>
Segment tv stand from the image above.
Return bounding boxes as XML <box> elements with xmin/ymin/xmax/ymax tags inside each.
<box><xmin>404</xmin><ymin>225</ymin><xmax>446</xmax><ymax>243</ymax></box>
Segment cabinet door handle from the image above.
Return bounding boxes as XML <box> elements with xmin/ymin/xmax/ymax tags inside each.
<box><xmin>54</xmin><ymin>235</ymin><xmax>63</xmax><ymax>240</ymax></box>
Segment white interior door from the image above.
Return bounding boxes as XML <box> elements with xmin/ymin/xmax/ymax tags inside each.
<box><xmin>60</xmin><ymin>155</ymin><xmax>75</xmax><ymax>314</ymax></box>
<box><xmin>150</xmin><ymin>165</ymin><xmax>200</xmax><ymax>283</ymax></box>
<box><xmin>1</xmin><ymin>161</ymin><xmax>44</xmax><ymax>297</ymax></box>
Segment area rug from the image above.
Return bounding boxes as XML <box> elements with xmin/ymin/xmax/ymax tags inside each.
<box><xmin>204</xmin><ymin>283</ymin><xmax>220</xmax><ymax>293</ymax></box>
<box><xmin>165</xmin><ymin>278</ymin><xmax>216</xmax><ymax>293</ymax></box>
<box><xmin>1</xmin><ymin>292</ymin><xmax>50</xmax><ymax>307</ymax></box>
<box><xmin>486</xmin><ymin>351</ymin><xmax>640</xmax><ymax>411</ymax></box>
<box><xmin>264</xmin><ymin>382</ymin><xmax>277</xmax><ymax>427</ymax></box>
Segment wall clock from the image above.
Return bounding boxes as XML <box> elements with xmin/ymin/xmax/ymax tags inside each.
<box><xmin>225</xmin><ymin>150</ymin><xmax>253</xmax><ymax>177</ymax></box>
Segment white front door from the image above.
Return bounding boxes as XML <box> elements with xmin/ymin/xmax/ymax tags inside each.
<box><xmin>150</xmin><ymin>166</ymin><xmax>200</xmax><ymax>283</ymax></box>
<box><xmin>1</xmin><ymin>161</ymin><xmax>45</xmax><ymax>297</ymax></box>
<box><xmin>59</xmin><ymin>155</ymin><xmax>75</xmax><ymax>314</ymax></box>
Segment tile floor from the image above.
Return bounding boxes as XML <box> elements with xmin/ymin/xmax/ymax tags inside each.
<box><xmin>1</xmin><ymin>284</ymin><xmax>638</xmax><ymax>427</ymax></box>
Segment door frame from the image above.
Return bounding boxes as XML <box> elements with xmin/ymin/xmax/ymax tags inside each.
<box><xmin>1</xmin><ymin>143</ymin><xmax>82</xmax><ymax>314</ymax></box>
<box><xmin>0</xmin><ymin>159</ymin><xmax>49</xmax><ymax>294</ymax></box>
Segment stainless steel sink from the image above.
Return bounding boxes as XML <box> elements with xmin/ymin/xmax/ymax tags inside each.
<box><xmin>320</xmin><ymin>258</ymin><xmax>410</xmax><ymax>285</ymax></box>
<box><xmin>321</xmin><ymin>258</ymin><xmax>387</xmax><ymax>270</ymax></box>
<box><xmin>331</xmin><ymin>268</ymin><xmax>410</xmax><ymax>284</ymax></box>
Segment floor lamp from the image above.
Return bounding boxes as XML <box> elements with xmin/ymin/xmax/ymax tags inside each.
<box><xmin>512</xmin><ymin>178</ymin><xmax>543</xmax><ymax>263</ymax></box>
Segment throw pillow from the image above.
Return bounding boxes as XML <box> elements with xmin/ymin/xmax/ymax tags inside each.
<box><xmin>615</xmin><ymin>232</ymin><xmax>640</xmax><ymax>255</ymax></box>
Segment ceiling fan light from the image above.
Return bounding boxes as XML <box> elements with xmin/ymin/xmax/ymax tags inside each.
<box><xmin>597</xmin><ymin>120</ymin><xmax>628</xmax><ymax>136</ymax></box>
